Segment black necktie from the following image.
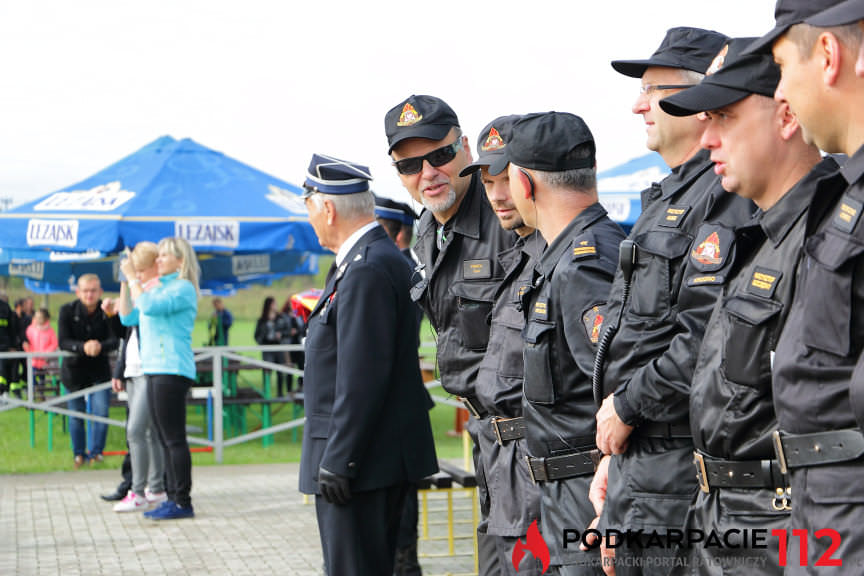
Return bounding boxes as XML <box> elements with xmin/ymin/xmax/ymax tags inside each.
<box><xmin>325</xmin><ymin>261</ymin><xmax>337</xmax><ymax>286</ymax></box>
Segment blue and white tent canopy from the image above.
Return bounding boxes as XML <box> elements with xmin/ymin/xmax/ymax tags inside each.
<box><xmin>0</xmin><ymin>135</ymin><xmax>323</xmax><ymax>260</ymax></box>
<box><xmin>8</xmin><ymin>250</ymin><xmax>318</xmax><ymax>294</ymax></box>
<box><xmin>597</xmin><ymin>153</ymin><xmax>670</xmax><ymax>232</ymax></box>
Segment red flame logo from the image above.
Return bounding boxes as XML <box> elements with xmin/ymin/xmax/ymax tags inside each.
<box><xmin>512</xmin><ymin>519</ymin><xmax>550</xmax><ymax>573</ymax></box>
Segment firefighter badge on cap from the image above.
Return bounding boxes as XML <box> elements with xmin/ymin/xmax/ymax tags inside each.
<box><xmin>482</xmin><ymin>127</ymin><xmax>506</xmax><ymax>152</ymax></box>
<box><xmin>397</xmin><ymin>103</ymin><xmax>422</xmax><ymax>126</ymax></box>
<box><xmin>705</xmin><ymin>44</ymin><xmax>729</xmax><ymax>76</ymax></box>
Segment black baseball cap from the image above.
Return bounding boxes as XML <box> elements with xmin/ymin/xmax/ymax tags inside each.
<box><xmin>747</xmin><ymin>0</ymin><xmax>849</xmax><ymax>53</ymax></box>
<box><xmin>660</xmin><ymin>38</ymin><xmax>781</xmax><ymax>117</ymax></box>
<box><xmin>459</xmin><ymin>114</ymin><xmax>521</xmax><ymax>177</ymax></box>
<box><xmin>490</xmin><ymin>112</ymin><xmax>595</xmax><ymax>174</ymax></box>
<box><xmin>611</xmin><ymin>27</ymin><xmax>730</xmax><ymax>77</ymax></box>
<box><xmin>385</xmin><ymin>95</ymin><xmax>460</xmax><ymax>153</ymax></box>
<box><xmin>808</xmin><ymin>0</ymin><xmax>864</xmax><ymax>26</ymax></box>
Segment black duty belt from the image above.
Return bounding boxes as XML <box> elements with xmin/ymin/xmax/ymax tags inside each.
<box><xmin>459</xmin><ymin>396</ymin><xmax>489</xmax><ymax>419</ymax></box>
<box><xmin>638</xmin><ymin>421</ymin><xmax>692</xmax><ymax>439</ymax></box>
<box><xmin>526</xmin><ymin>449</ymin><xmax>600</xmax><ymax>483</ymax></box>
<box><xmin>772</xmin><ymin>428</ymin><xmax>864</xmax><ymax>472</ymax></box>
<box><xmin>491</xmin><ymin>417</ymin><xmax>525</xmax><ymax>445</ymax></box>
<box><xmin>692</xmin><ymin>451</ymin><xmax>785</xmax><ymax>493</ymax></box>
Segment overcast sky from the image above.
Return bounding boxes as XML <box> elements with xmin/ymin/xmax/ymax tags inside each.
<box><xmin>0</xmin><ymin>1</ymin><xmax>775</xmax><ymax>210</ymax></box>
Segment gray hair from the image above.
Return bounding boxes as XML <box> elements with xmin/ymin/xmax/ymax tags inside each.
<box><xmin>677</xmin><ymin>69</ymin><xmax>705</xmax><ymax>84</ymax></box>
<box><xmin>309</xmin><ymin>190</ymin><xmax>375</xmax><ymax>221</ymax></box>
<box><xmin>533</xmin><ymin>143</ymin><xmax>597</xmax><ymax>192</ymax></box>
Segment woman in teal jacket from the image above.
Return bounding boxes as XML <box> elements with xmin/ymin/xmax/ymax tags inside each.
<box><xmin>120</xmin><ymin>236</ymin><xmax>199</xmax><ymax>520</ymax></box>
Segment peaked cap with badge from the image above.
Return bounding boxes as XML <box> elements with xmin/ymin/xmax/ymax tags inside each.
<box><xmin>302</xmin><ymin>153</ymin><xmax>373</xmax><ymax>197</ymax></box>
<box><xmin>748</xmin><ymin>0</ymin><xmax>861</xmax><ymax>53</ymax></box>
<box><xmin>611</xmin><ymin>26</ymin><xmax>730</xmax><ymax>77</ymax></box>
<box><xmin>459</xmin><ymin>114</ymin><xmax>521</xmax><ymax>177</ymax></box>
<box><xmin>659</xmin><ymin>37</ymin><xmax>781</xmax><ymax>117</ymax></box>
<box><xmin>384</xmin><ymin>95</ymin><xmax>460</xmax><ymax>153</ymax></box>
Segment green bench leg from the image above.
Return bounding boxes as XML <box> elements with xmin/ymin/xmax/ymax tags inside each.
<box><xmin>262</xmin><ymin>372</ymin><xmax>273</xmax><ymax>447</ymax></box>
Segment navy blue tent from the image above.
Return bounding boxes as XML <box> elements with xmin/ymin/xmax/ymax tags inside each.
<box><xmin>0</xmin><ymin>135</ymin><xmax>323</xmax><ymax>260</ymax></box>
<box><xmin>597</xmin><ymin>153</ymin><xmax>669</xmax><ymax>232</ymax></box>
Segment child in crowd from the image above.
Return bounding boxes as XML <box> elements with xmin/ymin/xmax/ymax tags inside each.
<box><xmin>25</xmin><ymin>308</ymin><xmax>58</xmax><ymax>394</ymax></box>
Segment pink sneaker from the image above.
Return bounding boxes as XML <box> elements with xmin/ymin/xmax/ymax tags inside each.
<box><xmin>113</xmin><ymin>491</ymin><xmax>147</xmax><ymax>513</ymax></box>
<box><xmin>145</xmin><ymin>489</ymin><xmax>168</xmax><ymax>505</ymax></box>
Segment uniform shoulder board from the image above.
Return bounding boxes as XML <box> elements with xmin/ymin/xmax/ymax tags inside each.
<box><xmin>747</xmin><ymin>267</ymin><xmax>783</xmax><ymax>299</ymax></box>
<box><xmin>571</xmin><ymin>232</ymin><xmax>598</xmax><ymax>261</ymax></box>
<box><xmin>658</xmin><ymin>204</ymin><xmax>691</xmax><ymax>228</ymax></box>
<box><xmin>832</xmin><ymin>194</ymin><xmax>863</xmax><ymax>234</ymax></box>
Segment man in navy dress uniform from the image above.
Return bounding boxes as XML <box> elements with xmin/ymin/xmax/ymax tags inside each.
<box><xmin>297</xmin><ymin>154</ymin><xmax>438</xmax><ymax>576</ymax></box>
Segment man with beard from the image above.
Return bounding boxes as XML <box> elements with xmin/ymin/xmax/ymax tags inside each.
<box><xmin>386</xmin><ymin>94</ymin><xmax>516</xmax><ymax>573</ymax></box>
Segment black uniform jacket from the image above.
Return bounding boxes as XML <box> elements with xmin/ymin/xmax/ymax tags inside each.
<box><xmin>475</xmin><ymin>231</ymin><xmax>544</xmax><ymax>418</ymax></box>
<box><xmin>410</xmin><ymin>173</ymin><xmax>516</xmax><ymax>398</ymax></box>
<box><xmin>474</xmin><ymin>231</ymin><xmax>544</xmax><ymax>537</ymax></box>
<box><xmin>692</xmin><ymin>157</ymin><xmax>839</xmax><ymax>459</ymax></box>
<box><xmin>299</xmin><ymin>225</ymin><xmax>438</xmax><ymax>495</ymax></box>
<box><xmin>522</xmin><ymin>203</ymin><xmax>624</xmax><ymax>458</ymax></box>
<box><xmin>597</xmin><ymin>149</ymin><xmax>755</xmax><ymax>426</ymax></box>
<box><xmin>775</xmin><ymin>146</ymin><xmax>864</xmax><ymax>434</ymax></box>
<box><xmin>58</xmin><ymin>299</ymin><xmax>119</xmax><ymax>391</ymax></box>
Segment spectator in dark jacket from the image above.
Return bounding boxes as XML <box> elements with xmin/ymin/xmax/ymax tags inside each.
<box><xmin>58</xmin><ymin>274</ymin><xmax>120</xmax><ymax>468</ymax></box>
<box><xmin>254</xmin><ymin>296</ymin><xmax>290</xmax><ymax>396</ymax></box>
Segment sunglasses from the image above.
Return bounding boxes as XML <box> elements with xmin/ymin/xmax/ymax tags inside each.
<box><xmin>392</xmin><ymin>138</ymin><xmax>463</xmax><ymax>175</ymax></box>
<box><xmin>639</xmin><ymin>83</ymin><xmax>695</xmax><ymax>96</ymax></box>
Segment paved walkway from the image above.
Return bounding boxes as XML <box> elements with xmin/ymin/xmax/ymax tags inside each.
<box><xmin>0</xmin><ymin>463</ymin><xmax>476</xmax><ymax>575</ymax></box>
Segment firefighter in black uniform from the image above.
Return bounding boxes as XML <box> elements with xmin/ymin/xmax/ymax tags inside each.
<box><xmin>749</xmin><ymin>0</ymin><xmax>864</xmax><ymax>569</ymax></box>
<box><xmin>658</xmin><ymin>37</ymin><xmax>842</xmax><ymax>574</ymax></box>
<box><xmin>459</xmin><ymin>115</ymin><xmax>543</xmax><ymax>574</ymax></box>
<box><xmin>504</xmin><ymin>111</ymin><xmax>625</xmax><ymax>574</ymax></box>
<box><xmin>386</xmin><ymin>95</ymin><xmax>516</xmax><ymax>574</ymax></box>
<box><xmin>589</xmin><ymin>28</ymin><xmax>755</xmax><ymax>575</ymax></box>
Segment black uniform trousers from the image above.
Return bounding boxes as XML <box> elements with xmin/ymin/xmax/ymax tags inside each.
<box><xmin>316</xmin><ymin>482</ymin><xmax>408</xmax><ymax>576</ymax></box>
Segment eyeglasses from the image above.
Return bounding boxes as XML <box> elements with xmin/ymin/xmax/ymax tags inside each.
<box><xmin>393</xmin><ymin>138</ymin><xmax>464</xmax><ymax>175</ymax></box>
<box><xmin>639</xmin><ymin>83</ymin><xmax>695</xmax><ymax>96</ymax></box>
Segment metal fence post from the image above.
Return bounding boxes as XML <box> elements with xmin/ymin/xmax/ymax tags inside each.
<box><xmin>213</xmin><ymin>351</ymin><xmax>224</xmax><ymax>463</ymax></box>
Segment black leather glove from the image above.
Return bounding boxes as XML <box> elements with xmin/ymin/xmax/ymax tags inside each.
<box><xmin>318</xmin><ymin>467</ymin><xmax>351</xmax><ymax>505</ymax></box>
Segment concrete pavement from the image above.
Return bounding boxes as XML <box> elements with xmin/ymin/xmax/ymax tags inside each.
<box><xmin>0</xmin><ymin>463</ymin><xmax>476</xmax><ymax>575</ymax></box>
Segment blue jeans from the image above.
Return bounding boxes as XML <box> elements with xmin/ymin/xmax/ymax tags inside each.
<box><xmin>68</xmin><ymin>385</ymin><xmax>111</xmax><ymax>458</ymax></box>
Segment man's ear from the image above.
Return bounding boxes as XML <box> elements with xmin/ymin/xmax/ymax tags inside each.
<box><xmin>818</xmin><ymin>30</ymin><xmax>844</xmax><ymax>87</ymax></box>
<box><xmin>776</xmin><ymin>100</ymin><xmax>801</xmax><ymax>142</ymax></box>
<box><xmin>324</xmin><ymin>199</ymin><xmax>336</xmax><ymax>226</ymax></box>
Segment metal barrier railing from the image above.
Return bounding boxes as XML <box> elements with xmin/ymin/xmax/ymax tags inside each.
<box><xmin>0</xmin><ymin>346</ymin><xmax>452</xmax><ymax>464</ymax></box>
